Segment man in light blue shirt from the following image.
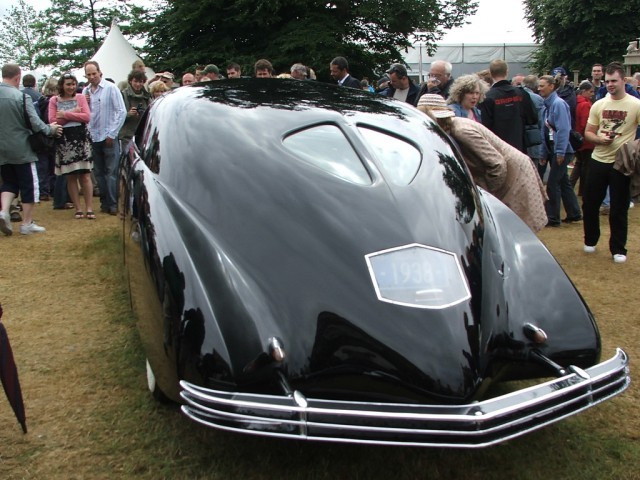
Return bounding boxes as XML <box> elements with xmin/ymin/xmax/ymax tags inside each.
<box><xmin>83</xmin><ymin>60</ymin><xmax>126</xmax><ymax>215</ymax></box>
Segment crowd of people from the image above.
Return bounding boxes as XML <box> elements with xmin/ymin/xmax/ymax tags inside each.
<box><xmin>1</xmin><ymin>54</ymin><xmax>640</xmax><ymax>264</ymax></box>
<box><xmin>411</xmin><ymin>59</ymin><xmax>640</xmax><ymax>264</ymax></box>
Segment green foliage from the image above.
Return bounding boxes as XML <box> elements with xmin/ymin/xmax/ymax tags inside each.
<box><xmin>33</xmin><ymin>0</ymin><xmax>150</xmax><ymax>71</ymax></box>
<box><xmin>0</xmin><ymin>0</ymin><xmax>47</xmax><ymax>69</ymax></box>
<box><xmin>143</xmin><ymin>0</ymin><xmax>478</xmax><ymax>80</ymax></box>
<box><xmin>524</xmin><ymin>0</ymin><xmax>640</xmax><ymax>77</ymax></box>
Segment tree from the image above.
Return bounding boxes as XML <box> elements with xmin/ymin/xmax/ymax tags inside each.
<box><xmin>143</xmin><ymin>0</ymin><xmax>478</xmax><ymax>80</ymax></box>
<box><xmin>33</xmin><ymin>0</ymin><xmax>148</xmax><ymax>71</ymax></box>
<box><xmin>524</xmin><ymin>0</ymin><xmax>640</xmax><ymax>77</ymax></box>
<box><xmin>0</xmin><ymin>0</ymin><xmax>47</xmax><ymax>69</ymax></box>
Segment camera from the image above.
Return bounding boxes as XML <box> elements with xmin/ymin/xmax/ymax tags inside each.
<box><xmin>136</xmin><ymin>103</ymin><xmax>145</xmax><ymax>115</ymax></box>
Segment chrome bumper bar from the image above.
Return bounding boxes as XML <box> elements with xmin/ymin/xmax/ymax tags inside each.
<box><xmin>179</xmin><ymin>348</ymin><xmax>629</xmax><ymax>448</ymax></box>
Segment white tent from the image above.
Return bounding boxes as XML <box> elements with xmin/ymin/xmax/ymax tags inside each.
<box><xmin>74</xmin><ymin>20</ymin><xmax>154</xmax><ymax>84</ymax></box>
<box><xmin>404</xmin><ymin>43</ymin><xmax>539</xmax><ymax>83</ymax></box>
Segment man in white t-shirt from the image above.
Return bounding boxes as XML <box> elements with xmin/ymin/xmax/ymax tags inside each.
<box><xmin>382</xmin><ymin>64</ymin><xmax>420</xmax><ymax>105</ymax></box>
<box><xmin>583</xmin><ymin>62</ymin><xmax>640</xmax><ymax>263</ymax></box>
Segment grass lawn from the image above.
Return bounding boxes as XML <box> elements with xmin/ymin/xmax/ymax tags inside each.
<box><xmin>0</xmin><ymin>203</ymin><xmax>637</xmax><ymax>479</ymax></box>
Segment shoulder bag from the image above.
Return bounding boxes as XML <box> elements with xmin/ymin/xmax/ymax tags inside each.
<box><xmin>22</xmin><ymin>94</ymin><xmax>55</xmax><ymax>154</ymax></box>
<box><xmin>569</xmin><ymin>129</ymin><xmax>584</xmax><ymax>150</ymax></box>
<box><xmin>524</xmin><ymin>124</ymin><xmax>542</xmax><ymax>148</ymax></box>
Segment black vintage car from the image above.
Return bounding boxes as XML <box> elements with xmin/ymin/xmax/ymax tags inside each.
<box><xmin>120</xmin><ymin>79</ymin><xmax>629</xmax><ymax>448</ymax></box>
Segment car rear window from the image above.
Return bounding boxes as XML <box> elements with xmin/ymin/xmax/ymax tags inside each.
<box><xmin>357</xmin><ymin>126</ymin><xmax>422</xmax><ymax>186</ymax></box>
<box><xmin>282</xmin><ymin>124</ymin><xmax>371</xmax><ymax>185</ymax></box>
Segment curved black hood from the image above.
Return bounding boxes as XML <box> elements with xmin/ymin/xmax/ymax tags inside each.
<box><xmin>129</xmin><ymin>79</ymin><xmax>599</xmax><ymax>405</ymax></box>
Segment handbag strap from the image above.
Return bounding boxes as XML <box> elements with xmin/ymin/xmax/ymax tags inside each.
<box><xmin>22</xmin><ymin>93</ymin><xmax>35</xmax><ymax>133</ymax></box>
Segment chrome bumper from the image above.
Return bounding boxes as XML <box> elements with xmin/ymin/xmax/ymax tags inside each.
<box><xmin>179</xmin><ymin>348</ymin><xmax>629</xmax><ymax>448</ymax></box>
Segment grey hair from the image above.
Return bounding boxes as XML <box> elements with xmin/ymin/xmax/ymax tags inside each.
<box><xmin>431</xmin><ymin>60</ymin><xmax>452</xmax><ymax>75</ymax></box>
<box><xmin>523</xmin><ymin>75</ymin><xmax>539</xmax><ymax>91</ymax></box>
<box><xmin>290</xmin><ymin>63</ymin><xmax>307</xmax><ymax>75</ymax></box>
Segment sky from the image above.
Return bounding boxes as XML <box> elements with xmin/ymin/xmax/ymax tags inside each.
<box><xmin>0</xmin><ymin>0</ymin><xmax>535</xmax><ymax>44</ymax></box>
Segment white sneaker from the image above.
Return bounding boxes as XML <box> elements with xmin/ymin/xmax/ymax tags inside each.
<box><xmin>613</xmin><ymin>254</ymin><xmax>627</xmax><ymax>263</ymax></box>
<box><xmin>583</xmin><ymin>245</ymin><xmax>596</xmax><ymax>253</ymax></box>
<box><xmin>0</xmin><ymin>211</ymin><xmax>13</xmax><ymax>236</ymax></box>
<box><xmin>630</xmin><ymin>202</ymin><xmax>635</xmax><ymax>209</ymax></box>
<box><xmin>19</xmin><ymin>221</ymin><xmax>46</xmax><ymax>235</ymax></box>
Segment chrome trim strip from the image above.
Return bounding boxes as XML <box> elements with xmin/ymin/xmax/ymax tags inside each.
<box><xmin>179</xmin><ymin>349</ymin><xmax>629</xmax><ymax>448</ymax></box>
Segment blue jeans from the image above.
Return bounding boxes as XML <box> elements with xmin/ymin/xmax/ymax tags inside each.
<box><xmin>52</xmin><ymin>175</ymin><xmax>69</xmax><ymax>208</ymax></box>
<box><xmin>545</xmin><ymin>152</ymin><xmax>581</xmax><ymax>223</ymax></box>
<box><xmin>36</xmin><ymin>152</ymin><xmax>55</xmax><ymax>196</ymax></box>
<box><xmin>91</xmin><ymin>139</ymin><xmax>120</xmax><ymax>210</ymax></box>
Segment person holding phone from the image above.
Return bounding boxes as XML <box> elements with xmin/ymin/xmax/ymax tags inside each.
<box><xmin>119</xmin><ymin>70</ymin><xmax>150</xmax><ymax>151</ymax></box>
<box><xmin>583</xmin><ymin>62</ymin><xmax>640</xmax><ymax>263</ymax></box>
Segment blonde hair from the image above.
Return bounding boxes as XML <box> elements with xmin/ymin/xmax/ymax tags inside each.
<box><xmin>41</xmin><ymin>77</ymin><xmax>59</xmax><ymax>96</ymax></box>
<box><xmin>149</xmin><ymin>80</ymin><xmax>169</xmax><ymax>97</ymax></box>
<box><xmin>447</xmin><ymin>74</ymin><xmax>487</xmax><ymax>105</ymax></box>
<box><xmin>539</xmin><ymin>74</ymin><xmax>563</xmax><ymax>91</ymax></box>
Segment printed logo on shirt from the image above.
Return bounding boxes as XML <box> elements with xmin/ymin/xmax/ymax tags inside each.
<box><xmin>494</xmin><ymin>96</ymin><xmax>523</xmax><ymax>105</ymax></box>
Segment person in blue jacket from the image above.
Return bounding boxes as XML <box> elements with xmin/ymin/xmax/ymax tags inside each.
<box><xmin>538</xmin><ymin>74</ymin><xmax>582</xmax><ymax>227</ymax></box>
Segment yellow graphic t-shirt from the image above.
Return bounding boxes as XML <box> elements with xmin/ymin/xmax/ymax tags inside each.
<box><xmin>588</xmin><ymin>93</ymin><xmax>640</xmax><ymax>163</ymax></box>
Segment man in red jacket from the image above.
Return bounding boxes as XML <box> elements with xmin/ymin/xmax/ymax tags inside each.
<box><xmin>571</xmin><ymin>80</ymin><xmax>595</xmax><ymax>197</ymax></box>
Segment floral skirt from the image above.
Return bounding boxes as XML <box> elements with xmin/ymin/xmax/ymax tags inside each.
<box><xmin>55</xmin><ymin>125</ymin><xmax>93</xmax><ymax>176</ymax></box>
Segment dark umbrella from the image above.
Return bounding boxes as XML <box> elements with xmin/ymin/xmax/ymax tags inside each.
<box><xmin>0</xmin><ymin>304</ymin><xmax>27</xmax><ymax>433</ymax></box>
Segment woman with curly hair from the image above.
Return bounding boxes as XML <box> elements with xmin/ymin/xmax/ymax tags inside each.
<box><xmin>447</xmin><ymin>74</ymin><xmax>487</xmax><ymax>122</ymax></box>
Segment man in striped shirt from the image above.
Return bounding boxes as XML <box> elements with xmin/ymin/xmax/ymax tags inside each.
<box><xmin>83</xmin><ymin>60</ymin><xmax>126</xmax><ymax>215</ymax></box>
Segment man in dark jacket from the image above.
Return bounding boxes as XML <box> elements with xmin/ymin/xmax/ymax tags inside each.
<box><xmin>416</xmin><ymin>60</ymin><xmax>454</xmax><ymax>102</ymax></box>
<box><xmin>479</xmin><ymin>59</ymin><xmax>538</xmax><ymax>152</ymax></box>
<box><xmin>329</xmin><ymin>57</ymin><xmax>361</xmax><ymax>89</ymax></box>
<box><xmin>552</xmin><ymin>67</ymin><xmax>577</xmax><ymax>126</ymax></box>
<box><xmin>381</xmin><ymin>64</ymin><xmax>420</xmax><ymax>105</ymax></box>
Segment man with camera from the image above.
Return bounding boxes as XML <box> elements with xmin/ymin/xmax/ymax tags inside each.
<box><xmin>583</xmin><ymin>62</ymin><xmax>640</xmax><ymax>263</ymax></box>
<box><xmin>119</xmin><ymin>69</ymin><xmax>150</xmax><ymax>152</ymax></box>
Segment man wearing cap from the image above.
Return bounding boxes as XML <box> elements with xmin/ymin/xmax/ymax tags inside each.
<box><xmin>202</xmin><ymin>65</ymin><xmax>220</xmax><ymax>81</ymax></box>
<box><xmin>479</xmin><ymin>59</ymin><xmax>538</xmax><ymax>153</ymax></box>
<box><xmin>159</xmin><ymin>72</ymin><xmax>175</xmax><ymax>88</ymax></box>
<box><xmin>382</xmin><ymin>63</ymin><xmax>420</xmax><ymax>105</ymax></box>
<box><xmin>329</xmin><ymin>57</ymin><xmax>360</xmax><ymax>89</ymax></box>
